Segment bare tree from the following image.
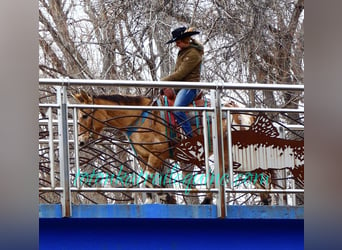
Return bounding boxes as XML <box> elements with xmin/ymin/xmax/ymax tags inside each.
<box><xmin>39</xmin><ymin>0</ymin><xmax>304</xmax><ymax>205</ymax></box>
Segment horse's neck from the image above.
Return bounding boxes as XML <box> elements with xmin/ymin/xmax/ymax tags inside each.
<box><xmin>95</xmin><ymin>97</ymin><xmax>151</xmax><ymax>128</ymax></box>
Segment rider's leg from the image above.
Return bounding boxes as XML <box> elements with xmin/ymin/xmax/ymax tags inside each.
<box><xmin>173</xmin><ymin>89</ymin><xmax>197</xmax><ymax>137</ymax></box>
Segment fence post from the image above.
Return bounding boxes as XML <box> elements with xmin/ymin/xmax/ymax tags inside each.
<box><xmin>57</xmin><ymin>86</ymin><xmax>72</xmax><ymax>217</ymax></box>
<box><xmin>226</xmin><ymin>110</ymin><xmax>234</xmax><ymax>205</ymax></box>
<box><xmin>210</xmin><ymin>89</ymin><xmax>227</xmax><ymax>218</ymax></box>
<box><xmin>47</xmin><ymin>107</ymin><xmax>55</xmax><ymax>188</ymax></box>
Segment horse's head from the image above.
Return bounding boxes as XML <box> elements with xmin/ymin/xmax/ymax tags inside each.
<box><xmin>224</xmin><ymin>100</ymin><xmax>255</xmax><ymax>130</ymax></box>
<box><xmin>72</xmin><ymin>90</ymin><xmax>105</xmax><ymax>146</ymax></box>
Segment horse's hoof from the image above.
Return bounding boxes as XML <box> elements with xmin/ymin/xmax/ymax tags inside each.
<box><xmin>167</xmin><ymin>196</ymin><xmax>177</xmax><ymax>204</ymax></box>
<box><xmin>201</xmin><ymin>197</ymin><xmax>212</xmax><ymax>204</ymax></box>
<box><xmin>262</xmin><ymin>199</ymin><xmax>270</xmax><ymax>205</ymax></box>
<box><xmin>145</xmin><ymin>197</ymin><xmax>153</xmax><ymax>204</ymax></box>
<box><xmin>164</xmin><ymin>194</ymin><xmax>177</xmax><ymax>204</ymax></box>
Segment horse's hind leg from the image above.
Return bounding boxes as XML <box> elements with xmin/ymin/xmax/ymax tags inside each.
<box><xmin>159</xmin><ymin>164</ymin><xmax>177</xmax><ymax>204</ymax></box>
<box><xmin>201</xmin><ymin>180</ymin><xmax>214</xmax><ymax>204</ymax></box>
<box><xmin>201</xmin><ymin>194</ymin><xmax>213</xmax><ymax>204</ymax></box>
<box><xmin>180</xmin><ymin>163</ymin><xmax>200</xmax><ymax>204</ymax></box>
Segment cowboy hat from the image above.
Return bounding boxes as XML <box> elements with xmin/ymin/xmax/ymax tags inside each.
<box><xmin>166</xmin><ymin>26</ymin><xmax>200</xmax><ymax>44</ymax></box>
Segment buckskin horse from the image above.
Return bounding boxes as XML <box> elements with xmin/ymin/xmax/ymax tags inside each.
<box><xmin>72</xmin><ymin>90</ymin><xmax>251</xmax><ymax>204</ymax></box>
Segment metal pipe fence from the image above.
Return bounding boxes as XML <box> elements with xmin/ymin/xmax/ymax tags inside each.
<box><xmin>38</xmin><ymin>79</ymin><xmax>304</xmax><ymax>217</ymax></box>
<box><xmin>39</xmin><ymin>78</ymin><xmax>305</xmax><ymax>91</ymax></box>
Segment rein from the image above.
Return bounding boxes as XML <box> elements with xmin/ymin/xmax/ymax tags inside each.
<box><xmin>126</xmin><ymin>98</ymin><xmax>155</xmax><ymax>137</ymax></box>
<box><xmin>125</xmin><ymin>106</ymin><xmax>152</xmax><ymax>159</ymax></box>
<box><xmin>126</xmin><ymin>110</ymin><xmax>150</xmax><ymax>137</ymax></box>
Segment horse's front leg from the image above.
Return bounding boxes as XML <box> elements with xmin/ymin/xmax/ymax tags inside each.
<box><xmin>136</xmin><ymin>156</ymin><xmax>154</xmax><ymax>204</ymax></box>
<box><xmin>144</xmin><ymin>153</ymin><xmax>170</xmax><ymax>204</ymax></box>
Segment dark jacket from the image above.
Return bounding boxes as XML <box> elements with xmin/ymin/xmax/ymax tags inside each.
<box><xmin>161</xmin><ymin>41</ymin><xmax>204</xmax><ymax>82</ymax></box>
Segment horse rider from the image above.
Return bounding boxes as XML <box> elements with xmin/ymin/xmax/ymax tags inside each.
<box><xmin>161</xmin><ymin>26</ymin><xmax>204</xmax><ymax>138</ymax></box>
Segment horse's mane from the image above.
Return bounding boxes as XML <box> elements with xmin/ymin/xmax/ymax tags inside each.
<box><xmin>95</xmin><ymin>94</ymin><xmax>150</xmax><ymax>105</ymax></box>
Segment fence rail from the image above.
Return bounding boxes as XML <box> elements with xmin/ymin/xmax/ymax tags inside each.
<box><xmin>39</xmin><ymin>79</ymin><xmax>304</xmax><ymax>218</ymax></box>
<box><xmin>39</xmin><ymin>78</ymin><xmax>305</xmax><ymax>91</ymax></box>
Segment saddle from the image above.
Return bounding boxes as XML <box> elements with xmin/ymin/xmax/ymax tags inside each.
<box><xmin>157</xmin><ymin>88</ymin><xmax>210</xmax><ymax>141</ymax></box>
<box><xmin>160</xmin><ymin>87</ymin><xmax>207</xmax><ymax>107</ymax></box>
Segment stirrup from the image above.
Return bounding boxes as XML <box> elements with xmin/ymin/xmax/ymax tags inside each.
<box><xmin>194</xmin><ymin>90</ymin><xmax>204</xmax><ymax>101</ymax></box>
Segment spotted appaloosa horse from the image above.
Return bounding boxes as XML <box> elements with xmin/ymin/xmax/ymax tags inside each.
<box><xmin>224</xmin><ymin>100</ymin><xmax>255</xmax><ymax>131</ymax></box>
